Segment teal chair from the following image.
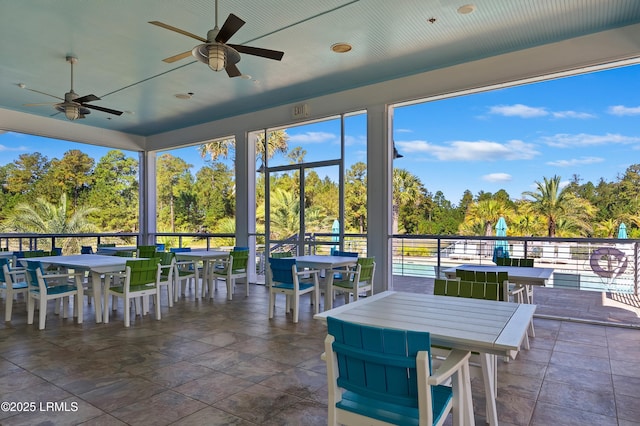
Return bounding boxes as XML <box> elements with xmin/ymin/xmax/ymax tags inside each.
<box><xmin>268</xmin><ymin>257</ymin><xmax>319</xmax><ymax>323</ymax></box>
<box><xmin>25</xmin><ymin>260</ymin><xmax>84</xmax><ymax>330</ymax></box>
<box><xmin>0</xmin><ymin>258</ymin><xmax>28</xmax><ymax>322</ymax></box>
<box><xmin>325</xmin><ymin>317</ymin><xmax>473</xmax><ymax>426</ymax></box>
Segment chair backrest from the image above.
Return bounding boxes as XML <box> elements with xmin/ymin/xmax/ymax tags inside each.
<box><xmin>155</xmin><ymin>243</ymin><xmax>166</xmax><ymax>252</ymax></box>
<box><xmin>233</xmin><ymin>246</ymin><xmax>249</xmax><ymax>251</ymax></box>
<box><xmin>25</xmin><ymin>261</ymin><xmax>46</xmax><ymax>288</ymax></box>
<box><xmin>455</xmin><ymin>269</ymin><xmax>475</xmax><ymax>281</ymax></box>
<box><xmin>50</xmin><ymin>247</ymin><xmax>62</xmax><ymax>256</ymax></box>
<box><xmin>520</xmin><ymin>258</ymin><xmax>534</xmax><ymax>267</ymax></box>
<box><xmin>326</xmin><ymin>316</ymin><xmax>432</xmax><ymax>414</ymax></box>
<box><xmin>357</xmin><ymin>257</ymin><xmax>375</xmax><ymax>283</ymax></box>
<box><xmin>137</xmin><ymin>245</ymin><xmax>157</xmax><ymax>258</ymax></box>
<box><xmin>126</xmin><ymin>258</ymin><xmax>160</xmax><ymax>286</ymax></box>
<box><xmin>98</xmin><ymin>243</ymin><xmax>116</xmax><ymax>248</ymax></box>
<box><xmin>156</xmin><ymin>251</ymin><xmax>174</xmax><ymax>265</ymax></box>
<box><xmin>0</xmin><ymin>258</ymin><xmax>12</xmax><ymax>282</ymax></box>
<box><xmin>80</xmin><ymin>246</ymin><xmax>94</xmax><ymax>254</ymax></box>
<box><xmin>434</xmin><ymin>278</ymin><xmax>500</xmax><ymax>301</ymax></box>
<box><xmin>23</xmin><ymin>250</ymin><xmax>45</xmax><ymax>258</ymax></box>
<box><xmin>114</xmin><ymin>250</ymin><xmax>133</xmax><ymax>257</ymax></box>
<box><xmin>230</xmin><ymin>250</ymin><xmax>249</xmax><ymax>271</ymax></box>
<box><xmin>271</xmin><ymin>251</ymin><xmax>293</xmax><ymax>258</ymax></box>
<box><xmin>170</xmin><ymin>247</ymin><xmax>191</xmax><ymax>253</ymax></box>
<box><xmin>268</xmin><ymin>257</ymin><xmax>296</xmax><ymax>284</ymax></box>
<box><xmin>332</xmin><ymin>250</ymin><xmax>358</xmax><ymax>258</ymax></box>
<box><xmin>495</xmin><ymin>257</ymin><xmax>509</xmax><ymax>266</ymax></box>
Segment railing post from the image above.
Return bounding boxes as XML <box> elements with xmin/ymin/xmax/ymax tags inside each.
<box><xmin>436</xmin><ymin>238</ymin><xmax>441</xmax><ymax>278</ymax></box>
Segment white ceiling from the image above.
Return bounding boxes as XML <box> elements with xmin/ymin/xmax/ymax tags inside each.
<box><xmin>2</xmin><ymin>0</ymin><xmax>640</xmax><ymax>140</ymax></box>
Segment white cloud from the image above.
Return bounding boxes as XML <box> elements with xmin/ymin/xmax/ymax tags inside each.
<box><xmin>608</xmin><ymin>105</ymin><xmax>640</xmax><ymax>116</ymax></box>
<box><xmin>0</xmin><ymin>144</ymin><xmax>28</xmax><ymax>152</ymax></box>
<box><xmin>552</xmin><ymin>110</ymin><xmax>596</xmax><ymax>119</ymax></box>
<box><xmin>546</xmin><ymin>156</ymin><xmax>604</xmax><ymax>167</ymax></box>
<box><xmin>288</xmin><ymin>131</ymin><xmax>336</xmax><ymax>144</ymax></box>
<box><xmin>483</xmin><ymin>173</ymin><xmax>512</xmax><ymax>183</ymax></box>
<box><xmin>395</xmin><ymin>139</ymin><xmax>539</xmax><ymax>161</ymax></box>
<box><xmin>541</xmin><ymin>132</ymin><xmax>640</xmax><ymax>148</ymax></box>
<box><xmin>395</xmin><ymin>128</ymin><xmax>413</xmax><ymax>133</ymax></box>
<box><xmin>489</xmin><ymin>104</ymin><xmax>548</xmax><ymax>118</ymax></box>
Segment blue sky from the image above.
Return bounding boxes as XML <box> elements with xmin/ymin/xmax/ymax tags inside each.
<box><xmin>2</xmin><ymin>64</ymin><xmax>639</xmax><ymax>204</ymax></box>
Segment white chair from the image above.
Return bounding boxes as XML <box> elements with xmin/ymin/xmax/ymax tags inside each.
<box><xmin>324</xmin><ymin>316</ymin><xmax>474</xmax><ymax>426</ymax></box>
<box><xmin>104</xmin><ymin>258</ymin><xmax>162</xmax><ymax>327</ymax></box>
<box><xmin>329</xmin><ymin>257</ymin><xmax>376</xmax><ymax>304</ymax></box>
<box><xmin>0</xmin><ymin>258</ymin><xmax>28</xmax><ymax>322</ymax></box>
<box><xmin>268</xmin><ymin>257</ymin><xmax>319</xmax><ymax>323</ymax></box>
<box><xmin>208</xmin><ymin>250</ymin><xmax>249</xmax><ymax>300</ymax></box>
<box><xmin>24</xmin><ymin>261</ymin><xmax>84</xmax><ymax>330</ymax></box>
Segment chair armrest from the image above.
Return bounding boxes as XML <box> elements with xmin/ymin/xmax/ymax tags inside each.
<box><xmin>426</xmin><ymin>348</ymin><xmax>471</xmax><ymax>386</ymax></box>
<box><xmin>295</xmin><ymin>268</ymin><xmax>320</xmax><ymax>277</ymax></box>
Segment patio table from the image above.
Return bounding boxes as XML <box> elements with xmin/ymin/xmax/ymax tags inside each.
<box><xmin>293</xmin><ymin>255</ymin><xmax>358</xmax><ymax>310</ymax></box>
<box><xmin>174</xmin><ymin>250</ymin><xmax>229</xmax><ymax>299</ymax></box>
<box><xmin>443</xmin><ymin>264</ymin><xmax>554</xmax><ymax>303</ymax></box>
<box><xmin>315</xmin><ymin>290</ymin><xmax>535</xmax><ymax>426</ymax></box>
<box><xmin>20</xmin><ymin>254</ymin><xmax>145</xmax><ymax>323</ymax></box>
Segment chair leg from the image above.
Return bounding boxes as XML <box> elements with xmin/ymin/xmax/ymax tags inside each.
<box><xmin>226</xmin><ymin>277</ymin><xmax>233</xmax><ymax>301</ymax></box>
<box><xmin>268</xmin><ymin>292</ymin><xmax>275</xmax><ymax>319</ymax></box>
<box><xmin>167</xmin><ymin>282</ymin><xmax>173</xmax><ymax>308</ymax></box>
<box><xmin>27</xmin><ymin>294</ymin><xmax>35</xmax><ymax>325</ymax></box>
<box><xmin>5</xmin><ymin>292</ymin><xmax>13</xmax><ymax>322</ymax></box>
<box><xmin>155</xmin><ymin>292</ymin><xmax>161</xmax><ymax>321</ymax></box>
<box><xmin>292</xmin><ymin>295</ymin><xmax>299</xmax><ymax>323</ymax></box>
<box><xmin>103</xmin><ymin>293</ymin><xmax>110</xmax><ymax>324</ymax></box>
<box><xmin>124</xmin><ymin>297</ymin><xmax>131</xmax><ymax>327</ymax></box>
<box><xmin>39</xmin><ymin>297</ymin><xmax>47</xmax><ymax>330</ymax></box>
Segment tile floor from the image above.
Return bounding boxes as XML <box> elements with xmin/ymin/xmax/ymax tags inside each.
<box><xmin>0</xmin><ymin>277</ymin><xmax>639</xmax><ymax>425</ymax></box>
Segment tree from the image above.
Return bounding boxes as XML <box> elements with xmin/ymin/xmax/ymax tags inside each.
<box><xmin>523</xmin><ymin>175</ymin><xmax>594</xmax><ymax>237</ymax></box>
<box><xmin>198</xmin><ymin>130</ymin><xmax>289</xmax><ymax>165</ymax></box>
<box><xmin>156</xmin><ymin>154</ymin><xmax>193</xmax><ymax>232</ymax></box>
<box><xmin>392</xmin><ymin>168</ymin><xmax>423</xmax><ymax>234</ymax></box>
<box><xmin>87</xmin><ymin>150</ymin><xmax>138</xmax><ymax>231</ymax></box>
<box><xmin>194</xmin><ymin>163</ymin><xmax>235</xmax><ymax>231</ymax></box>
<box><xmin>1</xmin><ymin>193</ymin><xmax>97</xmax><ymax>253</ymax></box>
<box><xmin>50</xmin><ymin>149</ymin><xmax>95</xmax><ymax>208</ymax></box>
<box><xmin>345</xmin><ymin>162</ymin><xmax>367</xmax><ymax>233</ymax></box>
<box><xmin>5</xmin><ymin>153</ymin><xmax>50</xmax><ymax>198</ymax></box>
<box><xmin>460</xmin><ymin>199</ymin><xmax>508</xmax><ymax>236</ymax></box>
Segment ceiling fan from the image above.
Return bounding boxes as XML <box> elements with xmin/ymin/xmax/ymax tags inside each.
<box><xmin>22</xmin><ymin>55</ymin><xmax>123</xmax><ymax>121</ymax></box>
<box><xmin>149</xmin><ymin>0</ymin><xmax>284</xmax><ymax>77</ymax></box>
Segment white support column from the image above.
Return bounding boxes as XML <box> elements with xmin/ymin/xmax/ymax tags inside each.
<box><xmin>139</xmin><ymin>151</ymin><xmax>157</xmax><ymax>245</ymax></box>
<box><xmin>366</xmin><ymin>104</ymin><xmax>393</xmax><ymax>293</ymax></box>
<box><xmin>235</xmin><ymin>131</ymin><xmax>258</xmax><ymax>283</ymax></box>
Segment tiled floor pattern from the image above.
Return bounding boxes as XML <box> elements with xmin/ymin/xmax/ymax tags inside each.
<box><xmin>0</xmin><ymin>277</ymin><xmax>639</xmax><ymax>425</ymax></box>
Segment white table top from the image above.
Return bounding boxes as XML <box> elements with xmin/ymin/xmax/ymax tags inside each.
<box><xmin>315</xmin><ymin>291</ymin><xmax>535</xmax><ymax>356</ymax></box>
<box><xmin>443</xmin><ymin>264</ymin><xmax>554</xmax><ymax>286</ymax></box>
<box><xmin>19</xmin><ymin>254</ymin><xmax>144</xmax><ymax>274</ymax></box>
<box><xmin>96</xmin><ymin>246</ymin><xmax>137</xmax><ymax>254</ymax></box>
<box><xmin>174</xmin><ymin>249</ymin><xmax>229</xmax><ymax>260</ymax></box>
<box><xmin>294</xmin><ymin>255</ymin><xmax>358</xmax><ymax>269</ymax></box>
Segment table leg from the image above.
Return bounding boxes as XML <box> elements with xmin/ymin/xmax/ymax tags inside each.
<box><xmin>480</xmin><ymin>353</ymin><xmax>498</xmax><ymax>426</ymax></box>
<box><xmin>324</xmin><ymin>270</ymin><xmax>334</xmax><ymax>311</ymax></box>
<box><xmin>90</xmin><ymin>271</ymin><xmax>103</xmax><ymax>324</ymax></box>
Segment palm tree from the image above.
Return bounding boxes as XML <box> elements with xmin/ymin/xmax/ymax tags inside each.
<box><xmin>199</xmin><ymin>130</ymin><xmax>289</xmax><ymax>165</ymax></box>
<box><xmin>1</xmin><ymin>193</ymin><xmax>97</xmax><ymax>253</ymax></box>
<box><xmin>523</xmin><ymin>175</ymin><xmax>595</xmax><ymax>237</ymax></box>
<box><xmin>392</xmin><ymin>168</ymin><xmax>422</xmax><ymax>234</ymax></box>
<box><xmin>461</xmin><ymin>199</ymin><xmax>508</xmax><ymax>236</ymax></box>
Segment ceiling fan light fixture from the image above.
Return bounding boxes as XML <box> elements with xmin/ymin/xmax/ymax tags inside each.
<box><xmin>208</xmin><ymin>44</ymin><xmax>226</xmax><ymax>71</ymax></box>
<box><xmin>64</xmin><ymin>104</ymin><xmax>80</xmax><ymax>120</ymax></box>
<box><xmin>331</xmin><ymin>42</ymin><xmax>352</xmax><ymax>53</ymax></box>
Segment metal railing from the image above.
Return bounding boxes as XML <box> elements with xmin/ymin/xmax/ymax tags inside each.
<box><xmin>3</xmin><ymin>232</ymin><xmax>637</xmax><ymax>295</ymax></box>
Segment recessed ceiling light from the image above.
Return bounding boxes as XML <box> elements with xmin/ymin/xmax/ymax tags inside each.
<box><xmin>241</xmin><ymin>74</ymin><xmax>252</xmax><ymax>80</ymax></box>
<box><xmin>331</xmin><ymin>42</ymin><xmax>352</xmax><ymax>53</ymax></box>
<box><xmin>457</xmin><ymin>4</ymin><xmax>476</xmax><ymax>14</ymax></box>
<box><xmin>174</xmin><ymin>93</ymin><xmax>192</xmax><ymax>99</ymax></box>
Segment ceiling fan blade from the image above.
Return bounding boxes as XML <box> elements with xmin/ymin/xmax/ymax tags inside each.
<box><xmin>163</xmin><ymin>50</ymin><xmax>193</xmax><ymax>63</ymax></box>
<box><xmin>225</xmin><ymin>63</ymin><xmax>242</xmax><ymax>78</ymax></box>
<box><xmin>228</xmin><ymin>44</ymin><xmax>284</xmax><ymax>61</ymax></box>
<box><xmin>149</xmin><ymin>21</ymin><xmax>207</xmax><ymax>42</ymax></box>
<box><xmin>84</xmin><ymin>104</ymin><xmax>124</xmax><ymax>116</ymax></box>
<box><xmin>75</xmin><ymin>94</ymin><xmax>100</xmax><ymax>104</ymax></box>
<box><xmin>216</xmin><ymin>13</ymin><xmax>245</xmax><ymax>44</ymax></box>
<box><xmin>23</xmin><ymin>102</ymin><xmax>56</xmax><ymax>106</ymax></box>
<box><xmin>24</xmin><ymin>87</ymin><xmax>64</xmax><ymax>101</ymax></box>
